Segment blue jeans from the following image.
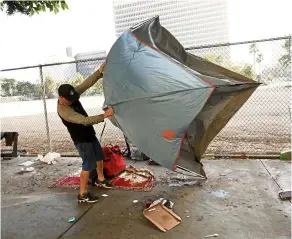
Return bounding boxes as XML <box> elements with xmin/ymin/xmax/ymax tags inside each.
<box><xmin>75</xmin><ymin>138</ymin><xmax>104</xmax><ymax>171</ymax></box>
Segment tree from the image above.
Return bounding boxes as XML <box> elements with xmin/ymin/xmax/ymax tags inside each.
<box><xmin>16</xmin><ymin>81</ymin><xmax>38</xmax><ymax>97</ymax></box>
<box><xmin>279</xmin><ymin>39</ymin><xmax>291</xmax><ymax>67</ymax></box>
<box><xmin>249</xmin><ymin>43</ymin><xmax>259</xmax><ymax>74</ymax></box>
<box><xmin>43</xmin><ymin>76</ymin><xmax>57</xmax><ymax>99</ymax></box>
<box><xmin>256</xmin><ymin>53</ymin><xmax>264</xmax><ymax>79</ymax></box>
<box><xmin>68</xmin><ymin>73</ymin><xmax>84</xmax><ymax>88</ymax></box>
<box><xmin>0</xmin><ymin>78</ymin><xmax>17</xmax><ymax>96</ymax></box>
<box><xmin>204</xmin><ymin>54</ymin><xmax>224</xmax><ymax>65</ymax></box>
<box><xmin>89</xmin><ymin>80</ymin><xmax>103</xmax><ymax>95</ymax></box>
<box><xmin>231</xmin><ymin>63</ymin><xmax>255</xmax><ymax>79</ymax></box>
<box><xmin>0</xmin><ymin>1</ymin><xmax>68</xmax><ymax>16</ymax></box>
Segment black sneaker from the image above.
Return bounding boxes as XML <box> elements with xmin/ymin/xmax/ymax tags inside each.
<box><xmin>77</xmin><ymin>192</ymin><xmax>99</xmax><ymax>203</ymax></box>
<box><xmin>95</xmin><ymin>180</ymin><xmax>113</xmax><ymax>189</ymax></box>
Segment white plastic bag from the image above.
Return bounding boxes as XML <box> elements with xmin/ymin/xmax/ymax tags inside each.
<box><xmin>37</xmin><ymin>152</ymin><xmax>60</xmax><ymax>165</ymax></box>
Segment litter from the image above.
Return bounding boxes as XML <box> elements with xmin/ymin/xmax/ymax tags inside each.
<box><xmin>278</xmin><ymin>190</ymin><xmax>291</xmax><ymax>200</ymax></box>
<box><xmin>68</xmin><ymin>217</ymin><xmax>76</xmax><ymax>223</ymax></box>
<box><xmin>133</xmin><ymin>200</ymin><xmax>139</xmax><ymax>204</ymax></box>
<box><xmin>143</xmin><ymin>203</ymin><xmax>181</xmax><ymax>232</ymax></box>
<box><xmin>163</xmin><ymin>200</ymin><xmax>174</xmax><ymax>209</ymax></box>
<box><xmin>211</xmin><ymin>190</ymin><xmax>229</xmax><ymax>198</ymax></box>
<box><xmin>25</xmin><ymin>167</ymin><xmax>35</xmax><ymax>172</ymax></box>
<box><xmin>205</xmin><ymin>234</ymin><xmax>219</xmax><ymax>238</ymax></box>
<box><xmin>18</xmin><ymin>161</ymin><xmax>34</xmax><ymax>167</ymax></box>
<box><xmin>19</xmin><ymin>167</ymin><xmax>35</xmax><ymax>172</ymax></box>
<box><xmin>101</xmin><ymin>194</ymin><xmax>108</xmax><ymax>197</ymax></box>
<box><xmin>37</xmin><ymin>152</ymin><xmax>60</xmax><ymax>165</ymax></box>
<box><xmin>145</xmin><ymin>200</ymin><xmax>153</xmax><ymax>209</ymax></box>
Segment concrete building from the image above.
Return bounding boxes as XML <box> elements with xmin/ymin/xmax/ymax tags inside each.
<box><xmin>74</xmin><ymin>50</ymin><xmax>107</xmax><ymax>78</ymax></box>
<box><xmin>113</xmin><ymin>0</ymin><xmax>229</xmax><ymax>48</ymax></box>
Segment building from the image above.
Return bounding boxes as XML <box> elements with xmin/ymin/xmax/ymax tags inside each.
<box><xmin>42</xmin><ymin>55</ymin><xmax>76</xmax><ymax>83</ymax></box>
<box><xmin>74</xmin><ymin>50</ymin><xmax>107</xmax><ymax>78</ymax></box>
<box><xmin>113</xmin><ymin>0</ymin><xmax>229</xmax><ymax>48</ymax></box>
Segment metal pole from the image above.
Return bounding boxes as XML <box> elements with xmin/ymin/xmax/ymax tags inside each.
<box><xmin>40</xmin><ymin>65</ymin><xmax>52</xmax><ymax>152</ymax></box>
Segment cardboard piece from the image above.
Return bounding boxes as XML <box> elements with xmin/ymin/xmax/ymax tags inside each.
<box><xmin>143</xmin><ymin>203</ymin><xmax>182</xmax><ymax>232</ymax></box>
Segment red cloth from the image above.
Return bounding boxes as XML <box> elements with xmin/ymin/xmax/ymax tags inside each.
<box><xmin>50</xmin><ymin>167</ymin><xmax>155</xmax><ymax>192</ymax></box>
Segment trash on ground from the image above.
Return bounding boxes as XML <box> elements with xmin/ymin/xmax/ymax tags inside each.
<box><xmin>133</xmin><ymin>200</ymin><xmax>139</xmax><ymax>204</ymax></box>
<box><xmin>25</xmin><ymin>167</ymin><xmax>35</xmax><ymax>172</ymax></box>
<box><xmin>68</xmin><ymin>217</ymin><xmax>76</xmax><ymax>223</ymax></box>
<box><xmin>219</xmin><ymin>173</ymin><xmax>226</xmax><ymax>176</ymax></box>
<box><xmin>163</xmin><ymin>199</ymin><xmax>174</xmax><ymax>209</ymax></box>
<box><xmin>148</xmin><ymin>159</ymin><xmax>160</xmax><ymax>165</ymax></box>
<box><xmin>143</xmin><ymin>203</ymin><xmax>181</xmax><ymax>232</ymax></box>
<box><xmin>197</xmin><ymin>215</ymin><xmax>204</xmax><ymax>221</ymax></box>
<box><xmin>160</xmin><ymin>171</ymin><xmax>203</xmax><ymax>187</ymax></box>
<box><xmin>101</xmin><ymin>194</ymin><xmax>108</xmax><ymax>197</ymax></box>
<box><xmin>205</xmin><ymin>234</ymin><xmax>219</xmax><ymax>238</ymax></box>
<box><xmin>18</xmin><ymin>161</ymin><xmax>34</xmax><ymax>167</ymax></box>
<box><xmin>211</xmin><ymin>190</ymin><xmax>229</xmax><ymax>198</ymax></box>
<box><xmin>280</xmin><ymin>150</ymin><xmax>291</xmax><ymax>160</ymax></box>
<box><xmin>37</xmin><ymin>152</ymin><xmax>61</xmax><ymax>165</ymax></box>
<box><xmin>148</xmin><ymin>198</ymin><xmax>174</xmax><ymax>210</ymax></box>
<box><xmin>145</xmin><ymin>200</ymin><xmax>153</xmax><ymax>209</ymax></box>
<box><xmin>129</xmin><ymin>148</ymin><xmax>144</xmax><ymax>161</ymax></box>
<box><xmin>19</xmin><ymin>167</ymin><xmax>35</xmax><ymax>173</ymax></box>
<box><xmin>278</xmin><ymin>190</ymin><xmax>291</xmax><ymax>200</ymax></box>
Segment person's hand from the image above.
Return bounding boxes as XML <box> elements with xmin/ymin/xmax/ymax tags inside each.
<box><xmin>98</xmin><ymin>62</ymin><xmax>106</xmax><ymax>73</ymax></box>
<box><xmin>104</xmin><ymin>107</ymin><xmax>114</xmax><ymax>118</ymax></box>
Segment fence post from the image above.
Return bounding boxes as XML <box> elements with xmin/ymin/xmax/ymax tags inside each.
<box><xmin>39</xmin><ymin>65</ymin><xmax>52</xmax><ymax>152</ymax></box>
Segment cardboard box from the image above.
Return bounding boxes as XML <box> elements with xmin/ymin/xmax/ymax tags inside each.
<box><xmin>143</xmin><ymin>203</ymin><xmax>182</xmax><ymax>232</ymax></box>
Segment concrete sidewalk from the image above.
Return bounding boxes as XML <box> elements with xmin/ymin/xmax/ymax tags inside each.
<box><xmin>1</xmin><ymin>158</ymin><xmax>291</xmax><ymax>239</ymax></box>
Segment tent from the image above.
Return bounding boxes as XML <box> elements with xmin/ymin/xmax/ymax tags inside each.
<box><xmin>103</xmin><ymin>16</ymin><xmax>259</xmax><ymax>178</ymax></box>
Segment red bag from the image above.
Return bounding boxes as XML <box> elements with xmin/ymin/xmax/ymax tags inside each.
<box><xmin>102</xmin><ymin>145</ymin><xmax>126</xmax><ymax>178</ymax></box>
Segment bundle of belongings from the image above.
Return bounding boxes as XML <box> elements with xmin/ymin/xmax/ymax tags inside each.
<box><xmin>101</xmin><ymin>16</ymin><xmax>259</xmax><ymax>179</ymax></box>
<box><xmin>1</xmin><ymin>132</ymin><xmax>19</xmax><ymax>158</ymax></box>
<box><xmin>89</xmin><ymin>145</ymin><xmax>126</xmax><ymax>184</ymax></box>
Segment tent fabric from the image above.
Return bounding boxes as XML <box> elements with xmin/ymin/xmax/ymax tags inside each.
<box><xmin>103</xmin><ymin>16</ymin><xmax>259</xmax><ymax>178</ymax></box>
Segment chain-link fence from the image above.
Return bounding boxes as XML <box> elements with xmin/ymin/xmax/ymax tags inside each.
<box><xmin>1</xmin><ymin>36</ymin><xmax>291</xmax><ymax>156</ymax></box>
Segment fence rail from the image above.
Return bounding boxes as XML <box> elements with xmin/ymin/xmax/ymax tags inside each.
<box><xmin>1</xmin><ymin>36</ymin><xmax>291</xmax><ymax>157</ymax></box>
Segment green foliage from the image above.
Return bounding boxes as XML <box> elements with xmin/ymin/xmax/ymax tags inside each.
<box><xmin>249</xmin><ymin>43</ymin><xmax>259</xmax><ymax>55</ymax></box>
<box><xmin>0</xmin><ymin>78</ymin><xmax>17</xmax><ymax>96</ymax></box>
<box><xmin>203</xmin><ymin>53</ymin><xmax>255</xmax><ymax>79</ymax></box>
<box><xmin>0</xmin><ymin>1</ymin><xmax>69</xmax><ymax>16</ymax></box>
<box><xmin>256</xmin><ymin>53</ymin><xmax>263</xmax><ymax>64</ymax></box>
<box><xmin>279</xmin><ymin>39</ymin><xmax>291</xmax><ymax>67</ymax></box>
<box><xmin>67</xmin><ymin>73</ymin><xmax>103</xmax><ymax>96</ymax></box>
<box><xmin>89</xmin><ymin>80</ymin><xmax>103</xmax><ymax>95</ymax></box>
<box><xmin>204</xmin><ymin>54</ymin><xmax>224</xmax><ymax>65</ymax></box>
<box><xmin>16</xmin><ymin>81</ymin><xmax>37</xmax><ymax>97</ymax></box>
<box><xmin>68</xmin><ymin>73</ymin><xmax>84</xmax><ymax>87</ymax></box>
<box><xmin>44</xmin><ymin>76</ymin><xmax>57</xmax><ymax>99</ymax></box>
<box><xmin>230</xmin><ymin>63</ymin><xmax>255</xmax><ymax>79</ymax></box>
<box><xmin>0</xmin><ymin>78</ymin><xmax>43</xmax><ymax>98</ymax></box>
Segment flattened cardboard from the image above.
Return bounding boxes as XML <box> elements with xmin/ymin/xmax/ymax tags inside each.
<box><xmin>143</xmin><ymin>203</ymin><xmax>182</xmax><ymax>232</ymax></box>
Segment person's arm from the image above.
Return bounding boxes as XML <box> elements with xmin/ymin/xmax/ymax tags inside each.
<box><xmin>58</xmin><ymin>104</ymin><xmax>104</xmax><ymax>126</ymax></box>
<box><xmin>75</xmin><ymin>63</ymin><xmax>105</xmax><ymax>95</ymax></box>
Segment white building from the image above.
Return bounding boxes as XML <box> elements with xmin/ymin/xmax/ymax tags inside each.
<box><xmin>74</xmin><ymin>50</ymin><xmax>107</xmax><ymax>78</ymax></box>
<box><xmin>113</xmin><ymin>0</ymin><xmax>229</xmax><ymax>47</ymax></box>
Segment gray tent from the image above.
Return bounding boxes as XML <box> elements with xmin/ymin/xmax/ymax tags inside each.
<box><xmin>103</xmin><ymin>16</ymin><xmax>259</xmax><ymax>178</ymax></box>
